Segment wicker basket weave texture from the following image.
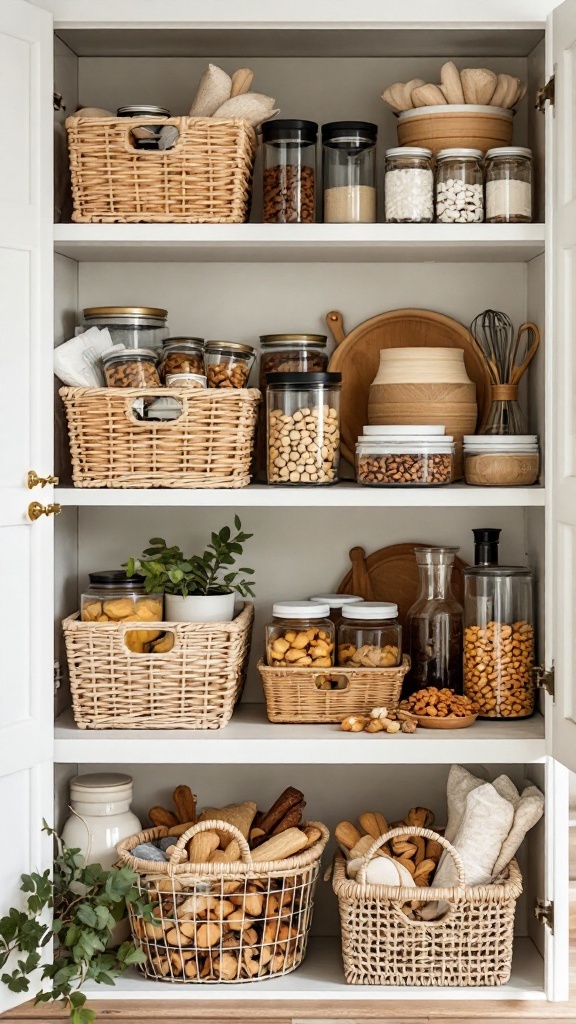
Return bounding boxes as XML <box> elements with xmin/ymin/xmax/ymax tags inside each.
<box><xmin>60</xmin><ymin>387</ymin><xmax>260</xmax><ymax>489</ymax></box>
<box><xmin>63</xmin><ymin>602</ymin><xmax>253</xmax><ymax>730</ymax></box>
<box><xmin>116</xmin><ymin>818</ymin><xmax>329</xmax><ymax>984</ymax></box>
<box><xmin>66</xmin><ymin>116</ymin><xmax>256</xmax><ymax>224</ymax></box>
<box><xmin>258</xmin><ymin>655</ymin><xmax>410</xmax><ymax>723</ymax></box>
<box><xmin>333</xmin><ymin>825</ymin><xmax>523</xmax><ymax>987</ymax></box>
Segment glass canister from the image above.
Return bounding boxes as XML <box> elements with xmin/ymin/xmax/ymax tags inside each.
<box><xmin>61</xmin><ymin>773</ymin><xmax>142</xmax><ymax>869</ymax></box>
<box><xmin>262</xmin><ymin>119</ymin><xmax>318</xmax><ymax>223</ymax></box>
<box><xmin>404</xmin><ymin>547</ymin><xmax>464</xmax><ymax>697</ymax></box>
<box><xmin>338</xmin><ymin>602</ymin><xmax>402</xmax><ymax>667</ymax></box>
<box><xmin>322</xmin><ymin>121</ymin><xmax>377</xmax><ymax>223</ymax></box>
<box><xmin>435</xmin><ymin>149</ymin><xmax>484</xmax><ymax>223</ymax></box>
<box><xmin>82</xmin><ymin>307</ymin><xmax>168</xmax><ymax>350</ymax></box>
<box><xmin>101</xmin><ymin>347</ymin><xmax>160</xmax><ymax>388</ymax></box>
<box><xmin>309</xmin><ymin>593</ymin><xmax>363</xmax><ymax>627</ymax></box>
<box><xmin>81</xmin><ymin>570</ymin><xmax>165</xmax><ymax>653</ymax></box>
<box><xmin>160</xmin><ymin>338</ymin><xmax>204</xmax><ymax>381</ymax></box>
<box><xmin>266</xmin><ymin>371</ymin><xmax>341</xmax><ymax>485</ymax></box>
<box><xmin>485</xmin><ymin>147</ymin><xmax>533</xmax><ymax>223</ymax></box>
<box><xmin>384</xmin><ymin>147</ymin><xmax>433</xmax><ymax>223</ymax></box>
<box><xmin>266</xmin><ymin>601</ymin><xmax>335</xmax><ymax>667</ymax></box>
<box><xmin>463</xmin><ymin>566</ymin><xmax>535</xmax><ymax>718</ymax></box>
<box><xmin>204</xmin><ymin>341</ymin><xmax>255</xmax><ymax>388</ymax></box>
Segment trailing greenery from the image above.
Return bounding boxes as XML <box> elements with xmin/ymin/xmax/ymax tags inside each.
<box><xmin>125</xmin><ymin>515</ymin><xmax>255</xmax><ymax>598</ymax></box>
<box><xmin>0</xmin><ymin>824</ymin><xmax>156</xmax><ymax>1024</ymax></box>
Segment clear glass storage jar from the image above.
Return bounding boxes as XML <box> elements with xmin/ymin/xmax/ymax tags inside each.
<box><xmin>81</xmin><ymin>307</ymin><xmax>168</xmax><ymax>351</ymax></box>
<box><xmin>204</xmin><ymin>341</ymin><xmax>255</xmax><ymax>388</ymax></box>
<box><xmin>435</xmin><ymin>149</ymin><xmax>484</xmax><ymax>223</ymax></box>
<box><xmin>81</xmin><ymin>570</ymin><xmax>164</xmax><ymax>652</ymax></box>
<box><xmin>322</xmin><ymin>121</ymin><xmax>377</xmax><ymax>223</ymax></box>
<box><xmin>356</xmin><ymin>439</ymin><xmax>454</xmax><ymax>486</ymax></box>
<box><xmin>259</xmin><ymin>335</ymin><xmax>329</xmax><ymax>384</ymax></box>
<box><xmin>485</xmin><ymin>147</ymin><xmax>533</xmax><ymax>223</ymax></box>
<box><xmin>266</xmin><ymin>371</ymin><xmax>341</xmax><ymax>485</ymax></box>
<box><xmin>405</xmin><ymin>547</ymin><xmax>463</xmax><ymax>697</ymax></box>
<box><xmin>160</xmin><ymin>338</ymin><xmax>204</xmax><ymax>381</ymax></box>
<box><xmin>117</xmin><ymin>105</ymin><xmax>170</xmax><ymax>148</ymax></box>
<box><xmin>384</xmin><ymin>147</ymin><xmax>433</xmax><ymax>223</ymax></box>
<box><xmin>101</xmin><ymin>347</ymin><xmax>160</xmax><ymax>388</ymax></box>
<box><xmin>464</xmin><ymin>436</ymin><xmax>540</xmax><ymax>486</ymax></box>
<box><xmin>463</xmin><ymin>566</ymin><xmax>535</xmax><ymax>718</ymax></box>
<box><xmin>266</xmin><ymin>601</ymin><xmax>335</xmax><ymax>667</ymax></box>
<box><xmin>338</xmin><ymin>602</ymin><xmax>401</xmax><ymax>668</ymax></box>
<box><xmin>310</xmin><ymin>593</ymin><xmax>363</xmax><ymax>627</ymax></box>
<box><xmin>262</xmin><ymin>119</ymin><xmax>317</xmax><ymax>224</ymax></box>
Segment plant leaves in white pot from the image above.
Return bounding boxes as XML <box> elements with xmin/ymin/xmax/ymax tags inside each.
<box><xmin>165</xmin><ymin>592</ymin><xmax>236</xmax><ymax>623</ymax></box>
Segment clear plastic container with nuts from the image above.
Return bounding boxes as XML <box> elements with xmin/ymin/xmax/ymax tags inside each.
<box><xmin>204</xmin><ymin>341</ymin><xmax>255</xmax><ymax>389</ymax></box>
<box><xmin>338</xmin><ymin>602</ymin><xmax>402</xmax><ymax>668</ymax></box>
<box><xmin>310</xmin><ymin>593</ymin><xmax>363</xmax><ymax>627</ymax></box>
<box><xmin>101</xmin><ymin>347</ymin><xmax>160</xmax><ymax>388</ymax></box>
<box><xmin>159</xmin><ymin>338</ymin><xmax>204</xmax><ymax>382</ymax></box>
<box><xmin>266</xmin><ymin>371</ymin><xmax>341</xmax><ymax>485</ymax></box>
<box><xmin>265</xmin><ymin>601</ymin><xmax>335</xmax><ymax>667</ymax></box>
<box><xmin>262</xmin><ymin>119</ymin><xmax>317</xmax><ymax>223</ymax></box>
<box><xmin>463</xmin><ymin>566</ymin><xmax>535</xmax><ymax>718</ymax></box>
<box><xmin>356</xmin><ymin>437</ymin><xmax>454</xmax><ymax>486</ymax></box>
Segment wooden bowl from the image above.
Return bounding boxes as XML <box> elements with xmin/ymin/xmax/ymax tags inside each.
<box><xmin>397</xmin><ymin>104</ymin><xmax>513</xmax><ymax>156</ymax></box>
<box><xmin>413</xmin><ymin>713</ymin><xmax>478</xmax><ymax>730</ymax></box>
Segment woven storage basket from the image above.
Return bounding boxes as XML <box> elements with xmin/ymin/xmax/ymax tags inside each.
<box><xmin>117</xmin><ymin>818</ymin><xmax>329</xmax><ymax>984</ymax></box>
<box><xmin>66</xmin><ymin>115</ymin><xmax>256</xmax><ymax>223</ymax></box>
<box><xmin>63</xmin><ymin>602</ymin><xmax>253</xmax><ymax>730</ymax></box>
<box><xmin>333</xmin><ymin>825</ymin><xmax>523</xmax><ymax>987</ymax></box>
<box><xmin>258</xmin><ymin>655</ymin><xmax>410</xmax><ymax>723</ymax></box>
<box><xmin>60</xmin><ymin>387</ymin><xmax>260</xmax><ymax>488</ymax></box>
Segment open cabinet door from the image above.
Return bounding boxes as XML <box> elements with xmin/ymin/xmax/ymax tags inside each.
<box><xmin>0</xmin><ymin>0</ymin><xmax>54</xmax><ymax>1012</ymax></box>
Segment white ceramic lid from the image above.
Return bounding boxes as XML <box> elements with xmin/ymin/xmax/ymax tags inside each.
<box><xmin>362</xmin><ymin>424</ymin><xmax>445</xmax><ymax>436</ymax></box>
<box><xmin>273</xmin><ymin>601</ymin><xmax>330</xmax><ymax>618</ymax></box>
<box><xmin>70</xmin><ymin>773</ymin><xmax>133</xmax><ymax>802</ymax></box>
<box><xmin>342</xmin><ymin>601</ymin><xmax>399</xmax><ymax>620</ymax></box>
<box><xmin>358</xmin><ymin>434</ymin><xmax>454</xmax><ymax>444</ymax></box>
<box><xmin>310</xmin><ymin>594</ymin><xmax>363</xmax><ymax>608</ymax></box>
<box><xmin>357</xmin><ymin>441</ymin><xmax>455</xmax><ymax>453</ymax></box>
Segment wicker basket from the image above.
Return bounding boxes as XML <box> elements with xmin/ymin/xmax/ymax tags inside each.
<box><xmin>333</xmin><ymin>825</ymin><xmax>523</xmax><ymax>987</ymax></box>
<box><xmin>117</xmin><ymin>818</ymin><xmax>329</xmax><ymax>984</ymax></box>
<box><xmin>63</xmin><ymin>602</ymin><xmax>253</xmax><ymax>730</ymax></box>
<box><xmin>66</xmin><ymin>115</ymin><xmax>256</xmax><ymax>224</ymax></box>
<box><xmin>59</xmin><ymin>387</ymin><xmax>260</xmax><ymax>488</ymax></box>
<box><xmin>258</xmin><ymin>655</ymin><xmax>410</xmax><ymax>723</ymax></box>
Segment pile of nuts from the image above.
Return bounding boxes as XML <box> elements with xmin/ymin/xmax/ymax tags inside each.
<box><xmin>104</xmin><ymin>355</ymin><xmax>160</xmax><ymax>389</ymax></box>
<box><xmin>341</xmin><ymin>706</ymin><xmax>418</xmax><ymax>734</ymax></box>
<box><xmin>259</xmin><ymin>350</ymin><xmax>327</xmax><ymax>382</ymax></box>
<box><xmin>161</xmin><ymin>352</ymin><xmax>204</xmax><ymax>378</ymax></box>
<box><xmin>338</xmin><ymin>642</ymin><xmax>400</xmax><ymax>668</ymax></box>
<box><xmin>207</xmin><ymin>360</ymin><xmax>251</xmax><ymax>388</ymax></box>
<box><xmin>357</xmin><ymin>452</ymin><xmax>452</xmax><ymax>486</ymax></box>
<box><xmin>268</xmin><ymin>405</ymin><xmax>340</xmax><ymax>484</ymax></box>
<box><xmin>263</xmin><ymin>165</ymin><xmax>315</xmax><ymax>223</ymax></box>
<box><xmin>463</xmin><ymin>620</ymin><xmax>535</xmax><ymax>717</ymax></box>
<box><xmin>398</xmin><ymin>687</ymin><xmax>478</xmax><ymax>718</ymax></box>
<box><xmin>267</xmin><ymin>626</ymin><xmax>334</xmax><ymax>667</ymax></box>
<box><xmin>436</xmin><ymin>179</ymin><xmax>484</xmax><ymax>223</ymax></box>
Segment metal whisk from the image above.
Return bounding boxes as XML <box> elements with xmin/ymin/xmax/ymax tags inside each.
<box><xmin>469</xmin><ymin>309</ymin><xmax>540</xmax><ymax>435</ymax></box>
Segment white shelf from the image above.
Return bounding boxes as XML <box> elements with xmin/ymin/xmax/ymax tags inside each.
<box><xmin>56</xmin><ymin>483</ymin><xmax>546</xmax><ymax>508</ymax></box>
<box><xmin>53</xmin><ymin>224</ymin><xmax>545</xmax><ymax>264</ymax></box>
<box><xmin>54</xmin><ymin>705</ymin><xmax>545</xmax><ymax>764</ymax></box>
<box><xmin>84</xmin><ymin>936</ymin><xmax>544</xmax><ymax>1001</ymax></box>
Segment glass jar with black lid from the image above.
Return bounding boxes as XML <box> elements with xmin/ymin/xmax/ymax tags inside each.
<box><xmin>266</xmin><ymin>371</ymin><xmax>341</xmax><ymax>485</ymax></box>
<box><xmin>322</xmin><ymin>121</ymin><xmax>377</xmax><ymax>223</ymax></box>
<box><xmin>262</xmin><ymin>119</ymin><xmax>318</xmax><ymax>223</ymax></box>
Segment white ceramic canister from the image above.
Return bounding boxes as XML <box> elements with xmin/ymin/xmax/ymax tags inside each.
<box><xmin>165</xmin><ymin>592</ymin><xmax>236</xmax><ymax>623</ymax></box>
<box><xmin>61</xmin><ymin>773</ymin><xmax>141</xmax><ymax>869</ymax></box>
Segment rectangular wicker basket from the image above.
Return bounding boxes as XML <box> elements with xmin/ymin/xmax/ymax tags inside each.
<box><xmin>66</xmin><ymin>115</ymin><xmax>256</xmax><ymax>224</ymax></box>
<box><xmin>257</xmin><ymin>655</ymin><xmax>410</xmax><ymax>723</ymax></box>
<box><xmin>333</xmin><ymin>824</ymin><xmax>523</xmax><ymax>987</ymax></box>
<box><xmin>63</xmin><ymin>602</ymin><xmax>253</xmax><ymax>730</ymax></box>
<box><xmin>60</xmin><ymin>387</ymin><xmax>260</xmax><ymax>488</ymax></box>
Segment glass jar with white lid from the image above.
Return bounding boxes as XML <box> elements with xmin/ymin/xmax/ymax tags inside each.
<box><xmin>338</xmin><ymin>602</ymin><xmax>402</xmax><ymax>667</ymax></box>
<box><xmin>485</xmin><ymin>147</ymin><xmax>533</xmax><ymax>223</ymax></box>
<box><xmin>435</xmin><ymin>149</ymin><xmax>484</xmax><ymax>223</ymax></box>
<box><xmin>384</xmin><ymin>147</ymin><xmax>433</xmax><ymax>223</ymax></box>
<box><xmin>265</xmin><ymin>601</ymin><xmax>335</xmax><ymax>667</ymax></box>
<box><xmin>310</xmin><ymin>593</ymin><xmax>363</xmax><ymax>626</ymax></box>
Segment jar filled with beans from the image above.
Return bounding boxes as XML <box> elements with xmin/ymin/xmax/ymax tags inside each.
<box><xmin>338</xmin><ymin>602</ymin><xmax>402</xmax><ymax>667</ymax></box>
<box><xmin>262</xmin><ymin>119</ymin><xmax>317</xmax><ymax>223</ymax></box>
<box><xmin>463</xmin><ymin>566</ymin><xmax>535</xmax><ymax>718</ymax></box>
<box><xmin>266</xmin><ymin>601</ymin><xmax>335</xmax><ymax>667</ymax></box>
<box><xmin>266</xmin><ymin>372</ymin><xmax>341</xmax><ymax>485</ymax></box>
<box><xmin>204</xmin><ymin>341</ymin><xmax>255</xmax><ymax>388</ymax></box>
<box><xmin>160</xmin><ymin>338</ymin><xmax>204</xmax><ymax>381</ymax></box>
<box><xmin>101</xmin><ymin>347</ymin><xmax>160</xmax><ymax>388</ymax></box>
<box><xmin>356</xmin><ymin>439</ymin><xmax>454</xmax><ymax>486</ymax></box>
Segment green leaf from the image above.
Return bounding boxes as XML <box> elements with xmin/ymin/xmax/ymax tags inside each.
<box><xmin>75</xmin><ymin>905</ymin><xmax>98</xmax><ymax>929</ymax></box>
<box><xmin>71</xmin><ymin>1007</ymin><xmax>95</xmax><ymax>1024</ymax></box>
<box><xmin>219</xmin><ymin>526</ymin><xmax>231</xmax><ymax>543</ymax></box>
<box><xmin>234</xmin><ymin>514</ymin><xmax>241</xmax><ymax>530</ymax></box>
<box><xmin>1</xmin><ymin>971</ymin><xmax>30</xmax><ymax>994</ymax></box>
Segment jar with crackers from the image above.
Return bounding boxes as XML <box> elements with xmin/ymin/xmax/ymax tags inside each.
<box><xmin>204</xmin><ymin>341</ymin><xmax>255</xmax><ymax>388</ymax></box>
<box><xmin>338</xmin><ymin>601</ymin><xmax>402</xmax><ymax>667</ymax></box>
<box><xmin>81</xmin><ymin>570</ymin><xmax>165</xmax><ymax>653</ymax></box>
<box><xmin>265</xmin><ymin>601</ymin><xmax>335</xmax><ymax>668</ymax></box>
<box><xmin>102</xmin><ymin>347</ymin><xmax>160</xmax><ymax>388</ymax></box>
<box><xmin>463</xmin><ymin>565</ymin><xmax>535</xmax><ymax>718</ymax></box>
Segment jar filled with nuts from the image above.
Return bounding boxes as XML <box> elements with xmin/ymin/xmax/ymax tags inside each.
<box><xmin>204</xmin><ymin>341</ymin><xmax>255</xmax><ymax>388</ymax></box>
<box><xmin>101</xmin><ymin>347</ymin><xmax>160</xmax><ymax>388</ymax></box>
<box><xmin>266</xmin><ymin>372</ymin><xmax>341</xmax><ymax>485</ymax></box>
<box><xmin>266</xmin><ymin>601</ymin><xmax>335</xmax><ymax>668</ymax></box>
<box><xmin>435</xmin><ymin>149</ymin><xmax>484</xmax><ymax>223</ymax></box>
<box><xmin>262</xmin><ymin>119</ymin><xmax>318</xmax><ymax>224</ymax></box>
<box><xmin>338</xmin><ymin>602</ymin><xmax>402</xmax><ymax>667</ymax></box>
<box><xmin>160</xmin><ymin>338</ymin><xmax>204</xmax><ymax>382</ymax></box>
<box><xmin>309</xmin><ymin>593</ymin><xmax>363</xmax><ymax>627</ymax></box>
<box><xmin>356</xmin><ymin>438</ymin><xmax>454</xmax><ymax>486</ymax></box>
<box><xmin>463</xmin><ymin>565</ymin><xmax>535</xmax><ymax>718</ymax></box>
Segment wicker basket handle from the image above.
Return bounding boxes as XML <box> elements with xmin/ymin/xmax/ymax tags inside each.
<box><xmin>123</xmin><ymin>389</ymin><xmax>189</xmax><ymax>428</ymax></box>
<box><xmin>167</xmin><ymin>819</ymin><xmax>252</xmax><ymax>868</ymax></box>
<box><xmin>355</xmin><ymin>825</ymin><xmax>466</xmax><ymax>890</ymax></box>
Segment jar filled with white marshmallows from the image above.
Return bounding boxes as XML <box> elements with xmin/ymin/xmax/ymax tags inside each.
<box><xmin>435</xmin><ymin>149</ymin><xmax>484</xmax><ymax>223</ymax></box>
<box><xmin>384</xmin><ymin>147</ymin><xmax>433</xmax><ymax>223</ymax></box>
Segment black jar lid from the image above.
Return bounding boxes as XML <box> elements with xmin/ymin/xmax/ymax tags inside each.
<box><xmin>88</xmin><ymin>569</ymin><xmax>145</xmax><ymax>588</ymax></box>
<box><xmin>262</xmin><ymin>119</ymin><xmax>318</xmax><ymax>144</ymax></box>
<box><xmin>322</xmin><ymin>120</ymin><xmax>378</xmax><ymax>143</ymax></box>
<box><xmin>266</xmin><ymin>371</ymin><xmax>342</xmax><ymax>386</ymax></box>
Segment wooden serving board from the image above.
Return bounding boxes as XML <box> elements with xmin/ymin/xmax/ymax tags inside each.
<box><xmin>327</xmin><ymin>308</ymin><xmax>492</xmax><ymax>465</ymax></box>
<box><xmin>337</xmin><ymin>543</ymin><xmax>468</xmax><ymax>647</ymax></box>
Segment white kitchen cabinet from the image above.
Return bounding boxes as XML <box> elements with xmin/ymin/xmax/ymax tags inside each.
<box><xmin>1</xmin><ymin>0</ymin><xmax>576</xmax><ymax>1011</ymax></box>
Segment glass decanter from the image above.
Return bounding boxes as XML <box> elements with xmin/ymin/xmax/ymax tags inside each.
<box><xmin>404</xmin><ymin>546</ymin><xmax>463</xmax><ymax>697</ymax></box>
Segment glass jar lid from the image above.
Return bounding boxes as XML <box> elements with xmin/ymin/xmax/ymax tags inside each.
<box><xmin>205</xmin><ymin>341</ymin><xmax>255</xmax><ymax>355</ymax></box>
<box><xmin>385</xmin><ymin>146</ymin><xmax>432</xmax><ymax>159</ymax></box>
<box><xmin>162</xmin><ymin>339</ymin><xmax>204</xmax><ymax>355</ymax></box>
<box><xmin>436</xmin><ymin>148</ymin><xmax>484</xmax><ymax>161</ymax></box>
<box><xmin>88</xmin><ymin>569</ymin><xmax>145</xmax><ymax>589</ymax></box>
<box><xmin>117</xmin><ymin>105</ymin><xmax>170</xmax><ymax>117</ymax></box>
<box><xmin>464</xmin><ymin>565</ymin><xmax>532</xmax><ymax>578</ymax></box>
<box><xmin>260</xmin><ymin>334</ymin><xmax>327</xmax><ymax>347</ymax></box>
<box><xmin>266</xmin><ymin>371</ymin><xmax>341</xmax><ymax>387</ymax></box>
<box><xmin>342</xmin><ymin>601</ymin><xmax>399</xmax><ymax>620</ymax></box>
<box><xmin>84</xmin><ymin>306</ymin><xmax>167</xmax><ymax>319</ymax></box>
<box><xmin>485</xmin><ymin>147</ymin><xmax>532</xmax><ymax>160</ymax></box>
<box><xmin>310</xmin><ymin>594</ymin><xmax>363</xmax><ymax>609</ymax></box>
<box><xmin>101</xmin><ymin>347</ymin><xmax>158</xmax><ymax>366</ymax></box>
<box><xmin>322</xmin><ymin>121</ymin><xmax>377</xmax><ymax>144</ymax></box>
<box><xmin>262</xmin><ymin>119</ymin><xmax>318</xmax><ymax>144</ymax></box>
<box><xmin>273</xmin><ymin>600</ymin><xmax>330</xmax><ymax>618</ymax></box>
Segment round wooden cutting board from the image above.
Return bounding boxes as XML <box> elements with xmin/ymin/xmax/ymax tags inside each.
<box><xmin>327</xmin><ymin>308</ymin><xmax>492</xmax><ymax>465</ymax></box>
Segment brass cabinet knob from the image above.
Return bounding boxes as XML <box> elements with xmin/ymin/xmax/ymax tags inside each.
<box><xmin>28</xmin><ymin>501</ymin><xmax>62</xmax><ymax>521</ymax></box>
<box><xmin>28</xmin><ymin>470</ymin><xmax>59</xmax><ymax>489</ymax></box>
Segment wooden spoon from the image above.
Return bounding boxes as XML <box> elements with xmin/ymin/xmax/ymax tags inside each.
<box><xmin>461</xmin><ymin>68</ymin><xmax>497</xmax><ymax>105</ymax></box>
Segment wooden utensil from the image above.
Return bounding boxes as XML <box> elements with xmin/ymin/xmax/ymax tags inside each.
<box><xmin>326</xmin><ymin>308</ymin><xmax>492</xmax><ymax>466</ymax></box>
<box><xmin>412</xmin><ymin>713</ymin><xmax>478</xmax><ymax>730</ymax></box>
<box><xmin>510</xmin><ymin>322</ymin><xmax>541</xmax><ymax>385</ymax></box>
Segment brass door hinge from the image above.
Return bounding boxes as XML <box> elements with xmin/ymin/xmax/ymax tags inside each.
<box><xmin>534</xmin><ymin>899</ymin><xmax>554</xmax><ymax>933</ymax></box>
<box><xmin>533</xmin><ymin>663</ymin><xmax>555</xmax><ymax>698</ymax></box>
<box><xmin>536</xmin><ymin>75</ymin><xmax>555</xmax><ymax>112</ymax></box>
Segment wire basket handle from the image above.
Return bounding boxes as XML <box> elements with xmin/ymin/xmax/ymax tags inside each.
<box><xmin>355</xmin><ymin>825</ymin><xmax>465</xmax><ymax>889</ymax></box>
<box><xmin>167</xmin><ymin>819</ymin><xmax>252</xmax><ymax>868</ymax></box>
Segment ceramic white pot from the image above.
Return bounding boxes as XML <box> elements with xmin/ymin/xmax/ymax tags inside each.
<box><xmin>165</xmin><ymin>592</ymin><xmax>236</xmax><ymax>623</ymax></box>
<box><xmin>61</xmin><ymin>772</ymin><xmax>141</xmax><ymax>869</ymax></box>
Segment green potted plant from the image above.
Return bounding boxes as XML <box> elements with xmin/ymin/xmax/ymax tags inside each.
<box><xmin>125</xmin><ymin>516</ymin><xmax>255</xmax><ymax>623</ymax></box>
